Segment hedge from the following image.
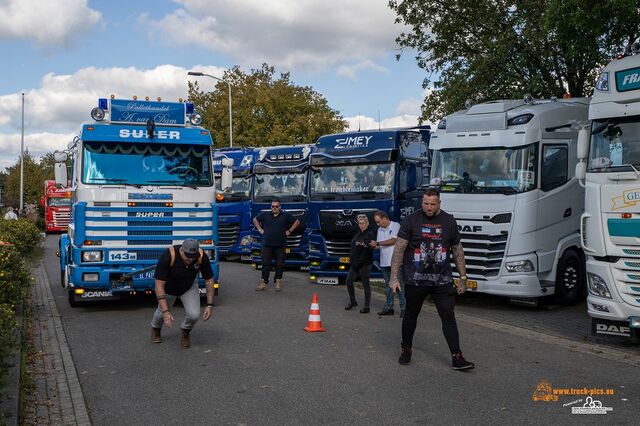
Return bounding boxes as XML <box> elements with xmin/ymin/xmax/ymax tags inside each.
<box><xmin>0</xmin><ymin>219</ymin><xmax>41</xmax><ymax>255</ymax></box>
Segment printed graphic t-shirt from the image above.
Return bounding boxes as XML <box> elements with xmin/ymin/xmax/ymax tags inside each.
<box><xmin>397</xmin><ymin>210</ymin><xmax>460</xmax><ymax>287</ymax></box>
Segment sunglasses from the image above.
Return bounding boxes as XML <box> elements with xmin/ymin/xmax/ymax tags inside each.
<box><xmin>271</xmin><ymin>205</ymin><xmax>280</xmax><ymax>209</ymax></box>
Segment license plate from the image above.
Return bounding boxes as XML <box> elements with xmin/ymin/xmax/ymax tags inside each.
<box><xmin>240</xmin><ymin>255</ymin><xmax>252</xmax><ymax>261</ymax></box>
<box><xmin>109</xmin><ymin>251</ymin><xmax>137</xmax><ymax>261</ymax></box>
<box><xmin>286</xmin><ymin>248</ymin><xmax>291</xmax><ymax>254</ymax></box>
<box><xmin>134</xmin><ymin>271</ymin><xmax>155</xmax><ymax>280</ymax></box>
<box><xmin>339</xmin><ymin>257</ymin><xmax>350</xmax><ymax>264</ymax></box>
<box><xmin>454</xmin><ymin>278</ymin><xmax>477</xmax><ymax>290</ymax></box>
<box><xmin>317</xmin><ymin>277</ymin><xmax>338</xmax><ymax>285</ymax></box>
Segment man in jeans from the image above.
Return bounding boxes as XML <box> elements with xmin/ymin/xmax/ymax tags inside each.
<box><xmin>390</xmin><ymin>188</ymin><xmax>474</xmax><ymax>370</ymax></box>
<box><xmin>253</xmin><ymin>198</ymin><xmax>300</xmax><ymax>291</ymax></box>
<box><xmin>370</xmin><ymin>210</ymin><xmax>405</xmax><ymax>317</ymax></box>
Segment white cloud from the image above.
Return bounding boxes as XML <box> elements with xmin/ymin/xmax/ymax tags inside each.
<box><xmin>345</xmin><ymin>114</ymin><xmax>425</xmax><ymax>132</ymax></box>
<box><xmin>143</xmin><ymin>0</ymin><xmax>403</xmax><ymax>74</ymax></box>
<box><xmin>0</xmin><ymin>64</ymin><xmax>227</xmax><ymax>171</ymax></box>
<box><xmin>395</xmin><ymin>98</ymin><xmax>422</xmax><ymax>116</ymax></box>
<box><xmin>0</xmin><ymin>0</ymin><xmax>101</xmax><ymax>45</ymax></box>
<box><xmin>336</xmin><ymin>61</ymin><xmax>389</xmax><ymax>80</ymax></box>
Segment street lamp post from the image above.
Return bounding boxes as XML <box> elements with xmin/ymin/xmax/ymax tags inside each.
<box><xmin>20</xmin><ymin>92</ymin><xmax>25</xmax><ymax>213</ymax></box>
<box><xmin>188</xmin><ymin>71</ymin><xmax>233</xmax><ymax>148</ymax></box>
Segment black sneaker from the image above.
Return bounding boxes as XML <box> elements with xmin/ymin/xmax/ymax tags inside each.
<box><xmin>452</xmin><ymin>352</ymin><xmax>474</xmax><ymax>370</ymax></box>
<box><xmin>398</xmin><ymin>345</ymin><xmax>412</xmax><ymax>365</ymax></box>
<box><xmin>377</xmin><ymin>308</ymin><xmax>394</xmax><ymax>316</ymax></box>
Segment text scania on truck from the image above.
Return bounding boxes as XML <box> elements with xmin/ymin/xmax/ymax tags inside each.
<box><xmin>307</xmin><ymin>128</ymin><xmax>431</xmax><ymax>285</ymax></box>
<box><xmin>575</xmin><ymin>42</ymin><xmax>640</xmax><ymax>341</ymax></box>
<box><xmin>250</xmin><ymin>145</ymin><xmax>312</xmax><ymax>270</ymax></box>
<box><xmin>40</xmin><ymin>180</ymin><xmax>72</xmax><ymax>233</ymax></box>
<box><xmin>56</xmin><ymin>97</ymin><xmax>225</xmax><ymax>306</ymax></box>
<box><xmin>430</xmin><ymin>96</ymin><xmax>590</xmax><ymax>305</ymax></box>
<box><xmin>213</xmin><ymin>147</ymin><xmax>257</xmax><ymax>261</ymax></box>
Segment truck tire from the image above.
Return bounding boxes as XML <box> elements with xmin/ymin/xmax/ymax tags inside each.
<box><xmin>555</xmin><ymin>249</ymin><xmax>585</xmax><ymax>305</ymax></box>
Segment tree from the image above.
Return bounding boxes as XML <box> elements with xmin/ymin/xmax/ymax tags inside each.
<box><xmin>3</xmin><ymin>151</ymin><xmax>49</xmax><ymax>208</ymax></box>
<box><xmin>188</xmin><ymin>64</ymin><xmax>347</xmax><ymax>147</ymax></box>
<box><xmin>389</xmin><ymin>0</ymin><xmax>640</xmax><ymax>122</ymax></box>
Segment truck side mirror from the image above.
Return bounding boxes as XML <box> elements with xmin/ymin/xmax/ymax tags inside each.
<box><xmin>54</xmin><ymin>151</ymin><xmax>68</xmax><ymax>162</ymax></box>
<box><xmin>575</xmin><ymin>161</ymin><xmax>586</xmax><ymax>181</ymax></box>
<box><xmin>54</xmin><ymin>163</ymin><xmax>68</xmax><ymax>187</ymax></box>
<box><xmin>577</xmin><ymin>126</ymin><xmax>590</xmax><ymax>160</ymax></box>
<box><xmin>220</xmin><ymin>157</ymin><xmax>234</xmax><ymax>191</ymax></box>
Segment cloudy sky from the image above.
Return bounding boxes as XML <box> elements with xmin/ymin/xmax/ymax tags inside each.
<box><xmin>0</xmin><ymin>0</ymin><xmax>429</xmax><ymax>171</ymax></box>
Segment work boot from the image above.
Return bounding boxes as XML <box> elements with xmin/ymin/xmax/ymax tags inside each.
<box><xmin>180</xmin><ymin>329</ymin><xmax>191</xmax><ymax>348</ymax></box>
<box><xmin>452</xmin><ymin>352</ymin><xmax>475</xmax><ymax>370</ymax></box>
<box><xmin>398</xmin><ymin>345</ymin><xmax>412</xmax><ymax>365</ymax></box>
<box><xmin>255</xmin><ymin>281</ymin><xmax>268</xmax><ymax>291</ymax></box>
<box><xmin>344</xmin><ymin>301</ymin><xmax>358</xmax><ymax>311</ymax></box>
<box><xmin>377</xmin><ymin>308</ymin><xmax>394</xmax><ymax>316</ymax></box>
<box><xmin>150</xmin><ymin>327</ymin><xmax>161</xmax><ymax>343</ymax></box>
<box><xmin>274</xmin><ymin>279</ymin><xmax>282</xmax><ymax>292</ymax></box>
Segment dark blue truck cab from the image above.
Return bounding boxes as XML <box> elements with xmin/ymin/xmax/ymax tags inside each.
<box><xmin>307</xmin><ymin>128</ymin><xmax>431</xmax><ymax>284</ymax></box>
<box><xmin>250</xmin><ymin>145</ymin><xmax>312</xmax><ymax>270</ymax></box>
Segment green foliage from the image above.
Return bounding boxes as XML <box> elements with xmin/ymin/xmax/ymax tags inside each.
<box><xmin>0</xmin><ymin>246</ymin><xmax>32</xmax><ymax>306</ymax></box>
<box><xmin>0</xmin><ymin>219</ymin><xmax>42</xmax><ymax>255</ymax></box>
<box><xmin>0</xmin><ymin>302</ymin><xmax>18</xmax><ymax>391</ymax></box>
<box><xmin>188</xmin><ymin>64</ymin><xmax>348</xmax><ymax>148</ymax></box>
<box><xmin>389</xmin><ymin>0</ymin><xmax>640</xmax><ymax>121</ymax></box>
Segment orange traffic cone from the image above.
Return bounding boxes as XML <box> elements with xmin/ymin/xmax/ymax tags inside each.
<box><xmin>304</xmin><ymin>293</ymin><xmax>326</xmax><ymax>333</ymax></box>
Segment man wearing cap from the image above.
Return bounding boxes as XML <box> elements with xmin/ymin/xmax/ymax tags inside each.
<box><xmin>150</xmin><ymin>239</ymin><xmax>215</xmax><ymax>348</ymax></box>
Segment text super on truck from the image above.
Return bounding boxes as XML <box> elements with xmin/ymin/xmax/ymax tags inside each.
<box><xmin>576</xmin><ymin>44</ymin><xmax>640</xmax><ymax>341</ymax></box>
<box><xmin>56</xmin><ymin>97</ymin><xmax>222</xmax><ymax>306</ymax></box>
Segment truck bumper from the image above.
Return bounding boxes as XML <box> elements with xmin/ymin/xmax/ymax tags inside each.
<box><xmin>308</xmin><ymin>256</ymin><xmax>383</xmax><ymax>285</ymax></box>
<box><xmin>466</xmin><ymin>274</ymin><xmax>552</xmax><ymax>298</ymax></box>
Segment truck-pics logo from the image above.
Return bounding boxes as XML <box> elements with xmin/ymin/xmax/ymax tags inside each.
<box><xmin>611</xmin><ymin>188</ymin><xmax>640</xmax><ymax>210</ymax></box>
<box><xmin>334</xmin><ymin>135</ymin><xmax>372</xmax><ymax>150</ymax></box>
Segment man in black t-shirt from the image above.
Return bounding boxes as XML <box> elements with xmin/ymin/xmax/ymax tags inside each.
<box><xmin>150</xmin><ymin>239</ymin><xmax>215</xmax><ymax>348</ymax></box>
<box><xmin>390</xmin><ymin>188</ymin><xmax>475</xmax><ymax>370</ymax></box>
<box><xmin>252</xmin><ymin>198</ymin><xmax>300</xmax><ymax>291</ymax></box>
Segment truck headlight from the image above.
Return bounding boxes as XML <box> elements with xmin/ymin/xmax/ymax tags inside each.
<box><xmin>81</xmin><ymin>251</ymin><xmax>103</xmax><ymax>262</ymax></box>
<box><xmin>240</xmin><ymin>235</ymin><xmax>253</xmax><ymax>246</ymax></box>
<box><xmin>587</xmin><ymin>273</ymin><xmax>611</xmax><ymax>299</ymax></box>
<box><xmin>630</xmin><ymin>317</ymin><xmax>640</xmax><ymax>329</ymax></box>
<box><xmin>505</xmin><ymin>260</ymin><xmax>534</xmax><ymax>273</ymax></box>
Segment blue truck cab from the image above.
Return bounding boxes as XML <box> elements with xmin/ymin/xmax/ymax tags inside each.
<box><xmin>308</xmin><ymin>128</ymin><xmax>431</xmax><ymax>284</ymax></box>
<box><xmin>250</xmin><ymin>145</ymin><xmax>312</xmax><ymax>270</ymax></box>
<box><xmin>57</xmin><ymin>97</ymin><xmax>220</xmax><ymax>306</ymax></box>
<box><xmin>213</xmin><ymin>148</ymin><xmax>257</xmax><ymax>261</ymax></box>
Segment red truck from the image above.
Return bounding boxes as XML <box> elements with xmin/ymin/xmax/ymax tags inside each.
<box><xmin>40</xmin><ymin>180</ymin><xmax>72</xmax><ymax>233</ymax></box>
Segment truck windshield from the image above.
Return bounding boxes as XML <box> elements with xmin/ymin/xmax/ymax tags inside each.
<box><xmin>82</xmin><ymin>141</ymin><xmax>212</xmax><ymax>186</ymax></box>
<box><xmin>310</xmin><ymin>163</ymin><xmax>395</xmax><ymax>200</ymax></box>
<box><xmin>48</xmin><ymin>197</ymin><xmax>71</xmax><ymax>207</ymax></box>
<box><xmin>214</xmin><ymin>176</ymin><xmax>251</xmax><ymax>201</ymax></box>
<box><xmin>254</xmin><ymin>172</ymin><xmax>306</xmax><ymax>200</ymax></box>
<box><xmin>430</xmin><ymin>143</ymin><xmax>538</xmax><ymax>194</ymax></box>
<box><xmin>588</xmin><ymin>118</ymin><xmax>640</xmax><ymax>172</ymax></box>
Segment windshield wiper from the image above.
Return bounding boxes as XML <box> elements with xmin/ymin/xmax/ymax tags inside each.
<box><xmin>476</xmin><ymin>187</ymin><xmax>518</xmax><ymax>195</ymax></box>
<box><xmin>357</xmin><ymin>191</ymin><xmax>382</xmax><ymax>199</ymax></box>
<box><xmin>147</xmin><ymin>180</ymin><xmax>182</xmax><ymax>185</ymax></box>
<box><xmin>92</xmin><ymin>178</ymin><xmax>141</xmax><ymax>188</ymax></box>
<box><xmin>314</xmin><ymin>192</ymin><xmax>345</xmax><ymax>200</ymax></box>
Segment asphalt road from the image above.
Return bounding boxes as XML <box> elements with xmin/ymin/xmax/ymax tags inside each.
<box><xmin>43</xmin><ymin>236</ymin><xmax>638</xmax><ymax>425</ymax></box>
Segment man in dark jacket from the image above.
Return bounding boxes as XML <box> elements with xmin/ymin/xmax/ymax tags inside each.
<box><xmin>344</xmin><ymin>214</ymin><xmax>376</xmax><ymax>313</ymax></box>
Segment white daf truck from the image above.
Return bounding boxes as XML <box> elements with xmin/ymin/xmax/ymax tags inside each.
<box><xmin>430</xmin><ymin>96</ymin><xmax>590</xmax><ymax>304</ymax></box>
<box><xmin>575</xmin><ymin>46</ymin><xmax>640</xmax><ymax>341</ymax></box>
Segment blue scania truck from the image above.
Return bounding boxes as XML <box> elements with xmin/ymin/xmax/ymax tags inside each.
<box><xmin>250</xmin><ymin>144</ymin><xmax>312</xmax><ymax>270</ymax></box>
<box><xmin>213</xmin><ymin>147</ymin><xmax>257</xmax><ymax>261</ymax></box>
<box><xmin>307</xmin><ymin>128</ymin><xmax>431</xmax><ymax>284</ymax></box>
<box><xmin>56</xmin><ymin>97</ymin><xmax>222</xmax><ymax>306</ymax></box>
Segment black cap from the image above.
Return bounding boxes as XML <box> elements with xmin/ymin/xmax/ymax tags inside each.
<box><xmin>181</xmin><ymin>239</ymin><xmax>200</xmax><ymax>258</ymax></box>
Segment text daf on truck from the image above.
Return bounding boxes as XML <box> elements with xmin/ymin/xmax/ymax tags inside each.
<box><xmin>56</xmin><ymin>97</ymin><xmax>226</xmax><ymax>306</ymax></box>
<box><xmin>430</xmin><ymin>97</ymin><xmax>589</xmax><ymax>304</ymax></box>
<box><xmin>575</xmin><ymin>44</ymin><xmax>640</xmax><ymax>340</ymax></box>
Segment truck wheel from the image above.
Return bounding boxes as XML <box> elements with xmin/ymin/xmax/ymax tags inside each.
<box><xmin>68</xmin><ymin>288</ymin><xmax>80</xmax><ymax>307</ymax></box>
<box><xmin>555</xmin><ymin>249</ymin><xmax>585</xmax><ymax>305</ymax></box>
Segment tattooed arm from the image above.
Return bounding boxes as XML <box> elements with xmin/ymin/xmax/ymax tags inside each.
<box><xmin>389</xmin><ymin>237</ymin><xmax>409</xmax><ymax>293</ymax></box>
<box><xmin>451</xmin><ymin>242</ymin><xmax>467</xmax><ymax>294</ymax></box>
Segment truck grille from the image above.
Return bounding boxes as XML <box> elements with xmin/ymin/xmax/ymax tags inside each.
<box><xmin>218</xmin><ymin>223</ymin><xmax>240</xmax><ymax>247</ymax></box>
<box><xmin>453</xmin><ymin>232</ymin><xmax>508</xmax><ymax>280</ymax></box>
<box><xmin>613</xmin><ymin>257</ymin><xmax>640</xmax><ymax>307</ymax></box>
<box><xmin>287</xmin><ymin>234</ymin><xmax>302</xmax><ymax>248</ymax></box>
<box><xmin>52</xmin><ymin>210</ymin><xmax>70</xmax><ymax>228</ymax></box>
<box><xmin>325</xmin><ymin>238</ymin><xmax>351</xmax><ymax>256</ymax></box>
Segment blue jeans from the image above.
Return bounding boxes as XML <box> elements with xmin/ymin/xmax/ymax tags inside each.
<box><xmin>381</xmin><ymin>266</ymin><xmax>406</xmax><ymax>310</ymax></box>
